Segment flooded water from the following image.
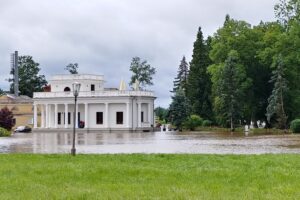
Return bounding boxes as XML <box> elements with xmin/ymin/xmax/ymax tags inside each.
<box><xmin>1</xmin><ymin>131</ymin><xmax>300</xmax><ymax>154</ymax></box>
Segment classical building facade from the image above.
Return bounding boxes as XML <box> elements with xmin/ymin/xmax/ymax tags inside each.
<box><xmin>33</xmin><ymin>74</ymin><xmax>155</xmax><ymax>132</ymax></box>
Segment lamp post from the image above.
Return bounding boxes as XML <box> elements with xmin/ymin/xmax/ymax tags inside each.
<box><xmin>71</xmin><ymin>82</ymin><xmax>81</xmax><ymax>156</ymax></box>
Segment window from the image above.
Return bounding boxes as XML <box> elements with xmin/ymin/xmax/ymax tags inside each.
<box><xmin>91</xmin><ymin>84</ymin><xmax>95</xmax><ymax>91</ymax></box>
<box><xmin>96</xmin><ymin>112</ymin><xmax>103</xmax><ymax>124</ymax></box>
<box><xmin>116</xmin><ymin>112</ymin><xmax>123</xmax><ymax>124</ymax></box>
<box><xmin>68</xmin><ymin>112</ymin><xmax>71</xmax><ymax>125</ymax></box>
<box><xmin>58</xmin><ymin>113</ymin><xmax>61</xmax><ymax>125</ymax></box>
<box><xmin>141</xmin><ymin>111</ymin><xmax>144</xmax><ymax>122</ymax></box>
<box><xmin>64</xmin><ymin>87</ymin><xmax>71</xmax><ymax>92</ymax></box>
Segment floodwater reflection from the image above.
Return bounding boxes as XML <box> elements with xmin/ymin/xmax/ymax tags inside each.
<box><xmin>1</xmin><ymin>131</ymin><xmax>300</xmax><ymax>154</ymax></box>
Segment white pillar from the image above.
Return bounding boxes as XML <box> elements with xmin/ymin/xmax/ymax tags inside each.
<box><xmin>48</xmin><ymin>104</ymin><xmax>52</xmax><ymax>128</ymax></box>
<box><xmin>126</xmin><ymin>102</ymin><xmax>130</xmax><ymax>128</ymax></box>
<box><xmin>41</xmin><ymin>104</ymin><xmax>45</xmax><ymax>128</ymax></box>
<box><xmin>138</xmin><ymin>102</ymin><xmax>141</xmax><ymax>128</ymax></box>
<box><xmin>85</xmin><ymin>103</ymin><xmax>88</xmax><ymax>129</ymax></box>
<box><xmin>105</xmin><ymin>103</ymin><xmax>109</xmax><ymax>128</ymax></box>
<box><xmin>54</xmin><ymin>104</ymin><xmax>58</xmax><ymax>128</ymax></box>
<box><xmin>75</xmin><ymin>103</ymin><xmax>79</xmax><ymax>128</ymax></box>
<box><xmin>45</xmin><ymin>104</ymin><xmax>49</xmax><ymax>128</ymax></box>
<box><xmin>148</xmin><ymin>103</ymin><xmax>151</xmax><ymax>124</ymax></box>
<box><xmin>33</xmin><ymin>104</ymin><xmax>37</xmax><ymax>128</ymax></box>
<box><xmin>64</xmin><ymin>103</ymin><xmax>68</xmax><ymax>128</ymax></box>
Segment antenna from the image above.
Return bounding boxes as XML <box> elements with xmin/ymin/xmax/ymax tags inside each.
<box><xmin>11</xmin><ymin>51</ymin><xmax>19</xmax><ymax>96</ymax></box>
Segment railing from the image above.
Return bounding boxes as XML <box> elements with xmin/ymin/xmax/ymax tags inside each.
<box><xmin>33</xmin><ymin>90</ymin><xmax>154</xmax><ymax>98</ymax></box>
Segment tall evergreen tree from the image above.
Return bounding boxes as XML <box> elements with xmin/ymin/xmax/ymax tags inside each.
<box><xmin>168</xmin><ymin>88</ymin><xmax>191</xmax><ymax>131</ymax></box>
<box><xmin>9</xmin><ymin>56</ymin><xmax>47</xmax><ymax>97</ymax></box>
<box><xmin>172</xmin><ymin>56</ymin><xmax>189</xmax><ymax>93</ymax></box>
<box><xmin>214</xmin><ymin>50</ymin><xmax>251</xmax><ymax>131</ymax></box>
<box><xmin>266</xmin><ymin>56</ymin><xmax>288</xmax><ymax>129</ymax></box>
<box><xmin>186</xmin><ymin>27</ymin><xmax>213</xmax><ymax>120</ymax></box>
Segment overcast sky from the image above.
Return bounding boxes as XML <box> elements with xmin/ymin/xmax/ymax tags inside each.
<box><xmin>0</xmin><ymin>0</ymin><xmax>277</xmax><ymax>107</ymax></box>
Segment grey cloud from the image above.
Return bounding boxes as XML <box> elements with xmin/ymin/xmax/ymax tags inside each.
<box><xmin>0</xmin><ymin>0</ymin><xmax>277</xmax><ymax>107</ymax></box>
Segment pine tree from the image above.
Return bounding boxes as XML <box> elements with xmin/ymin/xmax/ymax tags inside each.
<box><xmin>266</xmin><ymin>56</ymin><xmax>288</xmax><ymax>129</ymax></box>
<box><xmin>168</xmin><ymin>88</ymin><xmax>191</xmax><ymax>131</ymax></box>
<box><xmin>186</xmin><ymin>27</ymin><xmax>213</xmax><ymax>119</ymax></box>
<box><xmin>216</xmin><ymin>50</ymin><xmax>251</xmax><ymax>131</ymax></box>
<box><xmin>172</xmin><ymin>56</ymin><xmax>189</xmax><ymax>93</ymax></box>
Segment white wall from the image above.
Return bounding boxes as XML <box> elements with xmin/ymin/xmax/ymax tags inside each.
<box><xmin>88</xmin><ymin>104</ymin><xmax>105</xmax><ymax>128</ymax></box>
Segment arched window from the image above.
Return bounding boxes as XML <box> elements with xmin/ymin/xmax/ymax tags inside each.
<box><xmin>64</xmin><ymin>87</ymin><xmax>71</xmax><ymax>92</ymax></box>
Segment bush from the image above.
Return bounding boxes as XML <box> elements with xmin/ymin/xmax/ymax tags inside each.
<box><xmin>290</xmin><ymin>119</ymin><xmax>300</xmax><ymax>133</ymax></box>
<box><xmin>202</xmin><ymin>120</ymin><xmax>213</xmax><ymax>127</ymax></box>
<box><xmin>0</xmin><ymin>127</ymin><xmax>11</xmax><ymax>137</ymax></box>
<box><xmin>184</xmin><ymin>115</ymin><xmax>203</xmax><ymax>131</ymax></box>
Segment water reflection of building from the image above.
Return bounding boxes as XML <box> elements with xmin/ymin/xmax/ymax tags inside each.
<box><xmin>33</xmin><ymin>74</ymin><xmax>155</xmax><ymax>132</ymax></box>
<box><xmin>32</xmin><ymin>132</ymin><xmax>156</xmax><ymax>152</ymax></box>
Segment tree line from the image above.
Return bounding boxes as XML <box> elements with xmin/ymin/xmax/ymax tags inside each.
<box><xmin>167</xmin><ymin>0</ymin><xmax>300</xmax><ymax>131</ymax></box>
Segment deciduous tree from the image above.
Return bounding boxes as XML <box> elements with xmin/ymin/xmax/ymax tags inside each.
<box><xmin>129</xmin><ymin>57</ymin><xmax>156</xmax><ymax>89</ymax></box>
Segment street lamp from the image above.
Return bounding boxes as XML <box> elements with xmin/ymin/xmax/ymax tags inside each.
<box><xmin>71</xmin><ymin>82</ymin><xmax>81</xmax><ymax>156</ymax></box>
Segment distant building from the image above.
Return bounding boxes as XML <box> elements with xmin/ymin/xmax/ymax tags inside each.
<box><xmin>0</xmin><ymin>94</ymin><xmax>38</xmax><ymax>128</ymax></box>
<box><xmin>33</xmin><ymin>74</ymin><xmax>156</xmax><ymax>132</ymax></box>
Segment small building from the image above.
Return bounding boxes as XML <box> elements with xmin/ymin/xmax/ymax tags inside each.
<box><xmin>33</xmin><ymin>74</ymin><xmax>156</xmax><ymax>132</ymax></box>
<box><xmin>0</xmin><ymin>94</ymin><xmax>37</xmax><ymax>128</ymax></box>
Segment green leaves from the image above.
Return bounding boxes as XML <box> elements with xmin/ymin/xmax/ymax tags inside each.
<box><xmin>9</xmin><ymin>56</ymin><xmax>47</xmax><ymax>97</ymax></box>
<box><xmin>129</xmin><ymin>57</ymin><xmax>156</xmax><ymax>89</ymax></box>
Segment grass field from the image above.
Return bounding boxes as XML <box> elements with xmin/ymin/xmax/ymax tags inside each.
<box><xmin>0</xmin><ymin>154</ymin><xmax>300</xmax><ymax>199</ymax></box>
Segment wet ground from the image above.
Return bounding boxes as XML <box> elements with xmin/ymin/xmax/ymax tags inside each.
<box><xmin>1</xmin><ymin>131</ymin><xmax>300</xmax><ymax>154</ymax></box>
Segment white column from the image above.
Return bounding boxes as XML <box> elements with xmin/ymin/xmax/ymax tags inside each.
<box><xmin>138</xmin><ymin>102</ymin><xmax>141</xmax><ymax>128</ymax></box>
<box><xmin>85</xmin><ymin>103</ymin><xmax>88</xmax><ymax>129</ymax></box>
<box><xmin>33</xmin><ymin>104</ymin><xmax>37</xmax><ymax>128</ymax></box>
<box><xmin>148</xmin><ymin>103</ymin><xmax>152</xmax><ymax>125</ymax></box>
<box><xmin>54</xmin><ymin>104</ymin><xmax>58</xmax><ymax>128</ymax></box>
<box><xmin>64</xmin><ymin>103</ymin><xmax>68</xmax><ymax>128</ymax></box>
<box><xmin>126</xmin><ymin>102</ymin><xmax>130</xmax><ymax>128</ymax></box>
<box><xmin>41</xmin><ymin>105</ymin><xmax>45</xmax><ymax>128</ymax></box>
<box><xmin>45</xmin><ymin>104</ymin><xmax>49</xmax><ymax>128</ymax></box>
<box><xmin>75</xmin><ymin>103</ymin><xmax>79</xmax><ymax>128</ymax></box>
<box><xmin>48</xmin><ymin>104</ymin><xmax>52</xmax><ymax>128</ymax></box>
<box><xmin>105</xmin><ymin>103</ymin><xmax>109</xmax><ymax>128</ymax></box>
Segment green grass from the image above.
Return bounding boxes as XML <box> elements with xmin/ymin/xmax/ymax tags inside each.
<box><xmin>0</xmin><ymin>154</ymin><xmax>300</xmax><ymax>199</ymax></box>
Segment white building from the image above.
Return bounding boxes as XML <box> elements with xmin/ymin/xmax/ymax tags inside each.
<box><xmin>33</xmin><ymin>74</ymin><xmax>155</xmax><ymax>132</ymax></box>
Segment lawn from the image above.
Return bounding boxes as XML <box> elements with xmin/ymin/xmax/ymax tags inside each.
<box><xmin>0</xmin><ymin>154</ymin><xmax>299</xmax><ymax>199</ymax></box>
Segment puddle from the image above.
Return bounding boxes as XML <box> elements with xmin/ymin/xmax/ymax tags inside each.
<box><xmin>1</xmin><ymin>131</ymin><xmax>300</xmax><ymax>154</ymax></box>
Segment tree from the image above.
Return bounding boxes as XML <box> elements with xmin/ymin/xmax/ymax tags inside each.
<box><xmin>0</xmin><ymin>88</ymin><xmax>4</xmax><ymax>95</ymax></box>
<box><xmin>275</xmin><ymin>0</ymin><xmax>300</xmax><ymax>26</ymax></box>
<box><xmin>9</xmin><ymin>56</ymin><xmax>47</xmax><ymax>97</ymax></box>
<box><xmin>266</xmin><ymin>56</ymin><xmax>288</xmax><ymax>129</ymax></box>
<box><xmin>211</xmin><ymin>50</ymin><xmax>251</xmax><ymax>131</ymax></box>
<box><xmin>0</xmin><ymin>107</ymin><xmax>14</xmax><ymax>130</ymax></box>
<box><xmin>154</xmin><ymin>107</ymin><xmax>169</xmax><ymax>122</ymax></box>
<box><xmin>65</xmin><ymin>63</ymin><xmax>79</xmax><ymax>74</ymax></box>
<box><xmin>168</xmin><ymin>88</ymin><xmax>191</xmax><ymax>131</ymax></box>
<box><xmin>172</xmin><ymin>56</ymin><xmax>189</xmax><ymax>93</ymax></box>
<box><xmin>129</xmin><ymin>57</ymin><xmax>156</xmax><ymax>89</ymax></box>
<box><xmin>186</xmin><ymin>27</ymin><xmax>213</xmax><ymax>120</ymax></box>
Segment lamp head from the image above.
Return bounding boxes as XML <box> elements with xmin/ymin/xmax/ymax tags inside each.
<box><xmin>72</xmin><ymin>82</ymin><xmax>81</xmax><ymax>97</ymax></box>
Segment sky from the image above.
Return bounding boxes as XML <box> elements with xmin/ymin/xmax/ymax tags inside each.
<box><xmin>0</xmin><ymin>0</ymin><xmax>278</xmax><ymax>108</ymax></box>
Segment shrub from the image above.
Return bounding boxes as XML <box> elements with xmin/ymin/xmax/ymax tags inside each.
<box><xmin>202</xmin><ymin>120</ymin><xmax>213</xmax><ymax>127</ymax></box>
<box><xmin>290</xmin><ymin>119</ymin><xmax>300</xmax><ymax>133</ymax></box>
<box><xmin>0</xmin><ymin>107</ymin><xmax>14</xmax><ymax>130</ymax></box>
<box><xmin>0</xmin><ymin>127</ymin><xmax>11</xmax><ymax>137</ymax></box>
<box><xmin>184</xmin><ymin>115</ymin><xmax>203</xmax><ymax>131</ymax></box>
